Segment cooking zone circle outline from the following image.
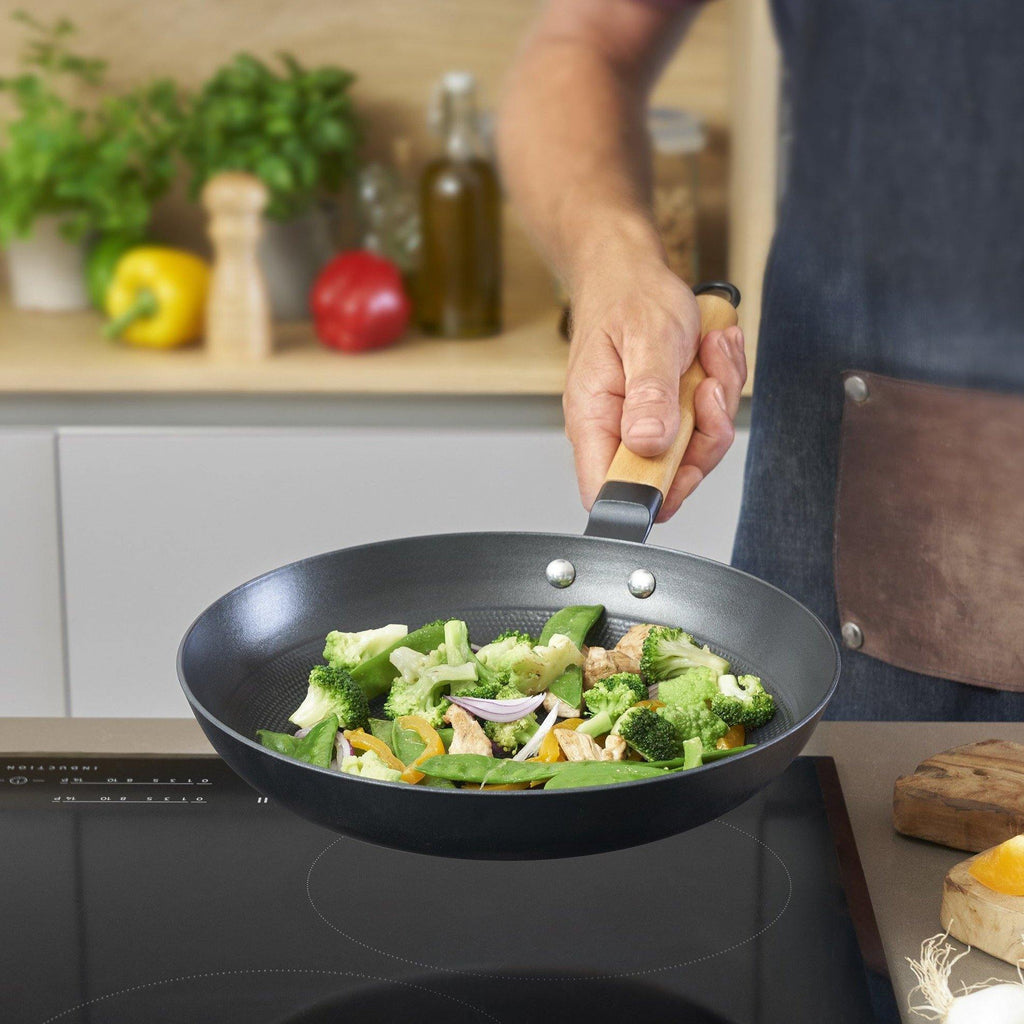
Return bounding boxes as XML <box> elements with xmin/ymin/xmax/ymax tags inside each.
<box><xmin>304</xmin><ymin>819</ymin><xmax>793</xmax><ymax>980</ymax></box>
<box><xmin>35</xmin><ymin>968</ymin><xmax>503</xmax><ymax>1024</ymax></box>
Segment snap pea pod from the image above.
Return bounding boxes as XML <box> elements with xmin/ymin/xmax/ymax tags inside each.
<box><xmin>547</xmin><ymin>667</ymin><xmax>583</xmax><ymax>711</ymax></box>
<box><xmin>698</xmin><ymin>744</ymin><xmax>755</xmax><ymax>762</ymax></box>
<box><xmin>538</xmin><ymin>604</ymin><xmax>604</xmax><ymax>647</ymax></box>
<box><xmin>542</xmin><ymin>762</ymin><xmax>672</xmax><ymax>789</ymax></box>
<box><xmin>257</xmin><ymin>715</ymin><xmax>338</xmax><ymax>767</ymax></box>
<box><xmin>417</xmin><ymin>755</ymin><xmax>559</xmax><ymax>785</ymax></box>
<box><xmin>418</xmin><ymin>753</ymin><xmax>689</xmax><ymax>787</ymax></box>
<box><xmin>351</xmin><ymin>619</ymin><xmax>448</xmax><ymax>699</ymax></box>
<box><xmin>540</xmin><ymin>605</ymin><xmax>603</xmax><ymax>709</ymax></box>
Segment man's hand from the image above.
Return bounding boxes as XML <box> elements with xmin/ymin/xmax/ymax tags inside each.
<box><xmin>564</xmin><ymin>258</ymin><xmax>747</xmax><ymax>522</ymax></box>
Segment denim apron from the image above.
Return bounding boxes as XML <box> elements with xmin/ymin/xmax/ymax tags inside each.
<box><xmin>731</xmin><ymin>1</ymin><xmax>1024</xmax><ymax>719</ymax></box>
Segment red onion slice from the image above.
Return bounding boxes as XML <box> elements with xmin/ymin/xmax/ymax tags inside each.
<box><xmin>335</xmin><ymin>732</ymin><xmax>352</xmax><ymax>761</ymax></box>
<box><xmin>446</xmin><ymin>693</ymin><xmax>546</xmax><ymax>722</ymax></box>
<box><xmin>512</xmin><ymin>702</ymin><xmax>560</xmax><ymax>762</ymax></box>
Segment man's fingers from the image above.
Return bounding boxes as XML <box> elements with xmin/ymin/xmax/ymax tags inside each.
<box><xmin>656</xmin><ymin>465</ymin><xmax>704</xmax><ymax>522</ymax></box>
<box><xmin>656</xmin><ymin>376</ymin><xmax>736</xmax><ymax>521</ymax></box>
<box><xmin>697</xmin><ymin>327</ymin><xmax>746</xmax><ymax>417</ymax></box>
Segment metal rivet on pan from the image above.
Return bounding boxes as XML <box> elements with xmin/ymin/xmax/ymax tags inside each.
<box><xmin>844</xmin><ymin>375</ymin><xmax>869</xmax><ymax>403</ymax></box>
<box><xmin>545</xmin><ymin>558</ymin><xmax>576</xmax><ymax>589</ymax></box>
<box><xmin>627</xmin><ymin>569</ymin><xmax>657</xmax><ymax>599</ymax></box>
<box><xmin>841</xmin><ymin>622</ymin><xmax>864</xmax><ymax>649</ymax></box>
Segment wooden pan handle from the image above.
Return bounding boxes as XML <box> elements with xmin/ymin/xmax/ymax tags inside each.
<box><xmin>602</xmin><ymin>288</ymin><xmax>740</xmax><ymax>498</ymax></box>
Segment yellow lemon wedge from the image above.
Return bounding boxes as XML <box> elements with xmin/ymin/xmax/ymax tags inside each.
<box><xmin>968</xmin><ymin>835</ymin><xmax>1024</xmax><ymax>896</ymax></box>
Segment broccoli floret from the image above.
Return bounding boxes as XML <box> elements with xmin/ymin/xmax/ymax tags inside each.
<box><xmin>681</xmin><ymin>737</ymin><xmax>704</xmax><ymax>770</ymax></box>
<box><xmin>611</xmin><ymin>706</ymin><xmax>683</xmax><ymax>762</ymax></box>
<box><xmin>482</xmin><ymin>683</ymin><xmax>540</xmax><ymax>753</ymax></box>
<box><xmin>383</xmin><ymin>646</ymin><xmax>477</xmax><ymax>727</ymax></box>
<box><xmin>656</xmin><ymin>666</ymin><xmax>720</xmax><ymax>708</ymax></box>
<box><xmin>323</xmin><ymin>624</ymin><xmax>408</xmax><ymax>669</ymax></box>
<box><xmin>577</xmin><ymin>672</ymin><xmax>647</xmax><ymax>737</ymax></box>
<box><xmin>639</xmin><ymin>626</ymin><xmax>730</xmax><ymax>683</ymax></box>
<box><xmin>338</xmin><ymin>749</ymin><xmax>403</xmax><ymax>782</ymax></box>
<box><xmin>709</xmin><ymin>674</ymin><xmax>777</xmax><ymax>729</ymax></box>
<box><xmin>449</xmin><ymin>678</ymin><xmax>504</xmax><ymax>700</ymax></box>
<box><xmin>657</xmin><ymin>702</ymin><xmax>729</xmax><ymax>750</ymax></box>
<box><xmin>476</xmin><ymin>633</ymin><xmax>583</xmax><ymax>695</ymax></box>
<box><xmin>493</xmin><ymin>629</ymin><xmax>538</xmax><ymax>644</ymax></box>
<box><xmin>443</xmin><ymin>619</ymin><xmax>473</xmax><ymax>666</ymax></box>
<box><xmin>289</xmin><ymin>665</ymin><xmax>370</xmax><ymax>730</ymax></box>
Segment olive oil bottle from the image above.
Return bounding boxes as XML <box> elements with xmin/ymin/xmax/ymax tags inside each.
<box><xmin>418</xmin><ymin>71</ymin><xmax>501</xmax><ymax>338</ymax></box>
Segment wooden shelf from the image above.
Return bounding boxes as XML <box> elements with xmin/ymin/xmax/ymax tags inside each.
<box><xmin>0</xmin><ymin>298</ymin><xmax>569</xmax><ymax>396</ymax></box>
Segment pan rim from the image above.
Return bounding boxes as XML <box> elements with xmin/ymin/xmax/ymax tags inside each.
<box><xmin>177</xmin><ymin>530</ymin><xmax>841</xmax><ymax>796</ymax></box>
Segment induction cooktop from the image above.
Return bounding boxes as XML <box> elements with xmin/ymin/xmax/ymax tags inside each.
<box><xmin>0</xmin><ymin>754</ymin><xmax>899</xmax><ymax>1023</ymax></box>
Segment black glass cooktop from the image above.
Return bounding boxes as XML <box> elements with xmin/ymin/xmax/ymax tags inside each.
<box><xmin>0</xmin><ymin>754</ymin><xmax>898</xmax><ymax>1024</ymax></box>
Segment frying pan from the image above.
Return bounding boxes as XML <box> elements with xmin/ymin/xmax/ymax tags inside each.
<box><xmin>178</xmin><ymin>284</ymin><xmax>840</xmax><ymax>859</ymax></box>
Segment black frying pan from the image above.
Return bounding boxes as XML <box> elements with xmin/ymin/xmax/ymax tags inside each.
<box><xmin>177</xmin><ymin>285</ymin><xmax>840</xmax><ymax>859</ymax></box>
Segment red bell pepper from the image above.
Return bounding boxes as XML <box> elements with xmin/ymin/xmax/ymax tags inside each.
<box><xmin>310</xmin><ymin>250</ymin><xmax>411</xmax><ymax>352</ymax></box>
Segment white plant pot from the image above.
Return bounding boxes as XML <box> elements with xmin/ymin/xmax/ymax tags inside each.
<box><xmin>258</xmin><ymin>205</ymin><xmax>338</xmax><ymax>321</ymax></box>
<box><xmin>4</xmin><ymin>214</ymin><xmax>90</xmax><ymax>312</ymax></box>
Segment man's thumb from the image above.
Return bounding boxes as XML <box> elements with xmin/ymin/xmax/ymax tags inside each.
<box><xmin>620</xmin><ymin>367</ymin><xmax>681</xmax><ymax>458</ymax></box>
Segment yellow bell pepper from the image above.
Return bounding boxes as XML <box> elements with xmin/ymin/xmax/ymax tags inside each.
<box><xmin>104</xmin><ymin>246</ymin><xmax>210</xmax><ymax>348</ymax></box>
<box><xmin>716</xmin><ymin>724</ymin><xmax>746</xmax><ymax>750</ymax></box>
<box><xmin>343</xmin><ymin>729</ymin><xmax>406</xmax><ymax>774</ymax></box>
<box><xmin>536</xmin><ymin>717</ymin><xmax>586</xmax><ymax>763</ymax></box>
<box><xmin>396</xmin><ymin>715</ymin><xmax>446</xmax><ymax>784</ymax></box>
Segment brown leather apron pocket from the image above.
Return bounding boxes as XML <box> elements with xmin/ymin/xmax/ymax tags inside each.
<box><xmin>834</xmin><ymin>371</ymin><xmax>1024</xmax><ymax>691</ymax></box>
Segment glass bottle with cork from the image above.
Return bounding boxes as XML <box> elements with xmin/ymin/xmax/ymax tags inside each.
<box><xmin>418</xmin><ymin>71</ymin><xmax>501</xmax><ymax>338</ymax></box>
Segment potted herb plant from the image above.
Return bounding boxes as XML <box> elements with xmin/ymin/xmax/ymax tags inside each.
<box><xmin>179</xmin><ymin>53</ymin><xmax>362</xmax><ymax>320</ymax></box>
<box><xmin>0</xmin><ymin>12</ymin><xmax>180</xmax><ymax>311</ymax></box>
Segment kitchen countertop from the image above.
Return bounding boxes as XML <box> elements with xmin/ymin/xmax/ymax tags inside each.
<box><xmin>5</xmin><ymin>718</ymin><xmax>1019</xmax><ymax>1021</ymax></box>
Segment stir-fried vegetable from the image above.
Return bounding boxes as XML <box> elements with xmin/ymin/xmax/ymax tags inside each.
<box><xmin>255</xmin><ymin>605</ymin><xmax>776</xmax><ymax>791</ymax></box>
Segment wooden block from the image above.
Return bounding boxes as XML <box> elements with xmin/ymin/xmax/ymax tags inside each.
<box><xmin>941</xmin><ymin>855</ymin><xmax>1024</xmax><ymax>966</ymax></box>
<box><xmin>893</xmin><ymin>739</ymin><xmax>1024</xmax><ymax>852</ymax></box>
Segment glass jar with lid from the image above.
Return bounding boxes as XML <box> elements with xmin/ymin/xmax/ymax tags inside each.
<box><xmin>648</xmin><ymin>107</ymin><xmax>706</xmax><ymax>286</ymax></box>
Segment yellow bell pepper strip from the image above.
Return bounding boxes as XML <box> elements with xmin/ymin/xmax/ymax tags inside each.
<box><xmin>103</xmin><ymin>246</ymin><xmax>210</xmax><ymax>348</ymax></box>
<box><xmin>536</xmin><ymin>717</ymin><xmax>587</xmax><ymax>763</ymax></box>
<box><xmin>478</xmin><ymin>782</ymin><xmax>531</xmax><ymax>791</ymax></box>
<box><xmin>396</xmin><ymin>715</ymin><xmax>445</xmax><ymax>784</ymax></box>
<box><xmin>343</xmin><ymin>729</ymin><xmax>406</xmax><ymax>774</ymax></box>
<box><xmin>716</xmin><ymin>724</ymin><xmax>746</xmax><ymax>750</ymax></box>
<box><xmin>635</xmin><ymin>699</ymin><xmax>665</xmax><ymax>711</ymax></box>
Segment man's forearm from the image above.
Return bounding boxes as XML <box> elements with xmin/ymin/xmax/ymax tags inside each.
<box><xmin>497</xmin><ymin>0</ymin><xmax>697</xmax><ymax>294</ymax></box>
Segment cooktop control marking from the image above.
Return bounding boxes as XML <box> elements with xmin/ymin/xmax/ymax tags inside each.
<box><xmin>51</xmin><ymin>796</ymin><xmax>208</xmax><ymax>804</ymax></box>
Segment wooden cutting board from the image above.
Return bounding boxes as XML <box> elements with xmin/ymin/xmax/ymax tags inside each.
<box><xmin>941</xmin><ymin>855</ymin><xmax>1024</xmax><ymax>965</ymax></box>
<box><xmin>893</xmin><ymin>739</ymin><xmax>1024</xmax><ymax>852</ymax></box>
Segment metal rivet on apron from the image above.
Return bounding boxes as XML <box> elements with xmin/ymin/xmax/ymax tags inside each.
<box><xmin>844</xmin><ymin>376</ymin><xmax>869</xmax><ymax>403</ymax></box>
<box><xmin>841</xmin><ymin>621</ymin><xmax>864</xmax><ymax>648</ymax></box>
<box><xmin>627</xmin><ymin>569</ymin><xmax>657</xmax><ymax>598</ymax></box>
<box><xmin>545</xmin><ymin>558</ymin><xmax>576</xmax><ymax>588</ymax></box>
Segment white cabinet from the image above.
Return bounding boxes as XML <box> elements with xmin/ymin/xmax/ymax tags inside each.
<box><xmin>57</xmin><ymin>425</ymin><xmax>748</xmax><ymax>717</ymax></box>
<box><xmin>0</xmin><ymin>431</ymin><xmax>65</xmax><ymax>715</ymax></box>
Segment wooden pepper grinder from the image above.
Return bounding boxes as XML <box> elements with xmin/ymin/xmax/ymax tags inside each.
<box><xmin>202</xmin><ymin>171</ymin><xmax>272</xmax><ymax>359</ymax></box>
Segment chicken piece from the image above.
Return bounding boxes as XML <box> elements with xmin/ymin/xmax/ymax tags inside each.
<box><xmin>583</xmin><ymin>646</ymin><xmax>636</xmax><ymax>689</ymax></box>
<box><xmin>613</xmin><ymin>624</ymin><xmax>655</xmax><ymax>667</ymax></box>
<box><xmin>555</xmin><ymin>729</ymin><xmax>604</xmax><ymax>762</ymax></box>
<box><xmin>600</xmin><ymin>734</ymin><xmax>627</xmax><ymax>761</ymax></box>
<box><xmin>543</xmin><ymin>691</ymin><xmax>581</xmax><ymax>718</ymax></box>
<box><xmin>443</xmin><ymin>704</ymin><xmax>492</xmax><ymax>756</ymax></box>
